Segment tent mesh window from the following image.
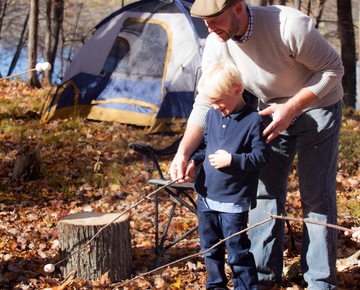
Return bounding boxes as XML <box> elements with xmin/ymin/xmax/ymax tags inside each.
<box><xmin>102</xmin><ymin>38</ymin><xmax>130</xmax><ymax>73</ymax></box>
<box><xmin>102</xmin><ymin>19</ymin><xmax>168</xmax><ymax>79</ymax></box>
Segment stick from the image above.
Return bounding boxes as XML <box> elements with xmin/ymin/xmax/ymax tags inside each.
<box><xmin>53</xmin><ymin>178</ymin><xmax>181</xmax><ymax>267</ymax></box>
<box><xmin>114</xmin><ymin>214</ymin><xmax>358</xmax><ymax>287</ymax></box>
<box><xmin>0</xmin><ymin>62</ymin><xmax>52</xmax><ymax>81</ymax></box>
<box><xmin>269</xmin><ymin>214</ymin><xmax>356</xmax><ymax>233</ymax></box>
<box><xmin>0</xmin><ymin>68</ymin><xmax>37</xmax><ymax>81</ymax></box>
<box><xmin>114</xmin><ymin>217</ymin><xmax>274</xmax><ymax>287</ymax></box>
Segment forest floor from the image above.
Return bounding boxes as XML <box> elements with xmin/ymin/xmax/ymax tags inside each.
<box><xmin>0</xmin><ymin>80</ymin><xmax>359</xmax><ymax>289</ymax></box>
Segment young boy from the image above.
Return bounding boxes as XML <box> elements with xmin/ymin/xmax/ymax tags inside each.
<box><xmin>186</xmin><ymin>61</ymin><xmax>271</xmax><ymax>290</ymax></box>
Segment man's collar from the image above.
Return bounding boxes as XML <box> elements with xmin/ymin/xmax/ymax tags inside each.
<box><xmin>232</xmin><ymin>6</ymin><xmax>253</xmax><ymax>43</ymax></box>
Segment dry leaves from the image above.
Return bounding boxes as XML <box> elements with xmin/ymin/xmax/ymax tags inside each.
<box><xmin>0</xmin><ymin>81</ymin><xmax>359</xmax><ymax>289</ymax></box>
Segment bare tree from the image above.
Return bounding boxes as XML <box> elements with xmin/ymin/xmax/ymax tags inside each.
<box><xmin>44</xmin><ymin>0</ymin><xmax>64</xmax><ymax>84</ymax></box>
<box><xmin>0</xmin><ymin>0</ymin><xmax>7</xmax><ymax>78</ymax></box>
<box><xmin>269</xmin><ymin>0</ymin><xmax>287</xmax><ymax>4</ymax></box>
<box><xmin>0</xmin><ymin>0</ymin><xmax>9</xmax><ymax>40</ymax></box>
<box><xmin>0</xmin><ymin>0</ymin><xmax>9</xmax><ymax>77</ymax></box>
<box><xmin>313</xmin><ymin>0</ymin><xmax>325</xmax><ymax>28</ymax></box>
<box><xmin>247</xmin><ymin>0</ymin><xmax>268</xmax><ymax>6</ymax></box>
<box><xmin>7</xmin><ymin>13</ymin><xmax>28</xmax><ymax>77</ymax></box>
<box><xmin>26</xmin><ymin>0</ymin><xmax>41</xmax><ymax>87</ymax></box>
<box><xmin>247</xmin><ymin>0</ymin><xmax>285</xmax><ymax>5</ymax></box>
<box><xmin>294</xmin><ymin>0</ymin><xmax>301</xmax><ymax>10</ymax></box>
<box><xmin>337</xmin><ymin>0</ymin><xmax>356</xmax><ymax>108</ymax></box>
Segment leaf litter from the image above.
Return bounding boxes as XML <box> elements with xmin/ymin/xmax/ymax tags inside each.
<box><xmin>0</xmin><ymin>80</ymin><xmax>359</xmax><ymax>289</ymax></box>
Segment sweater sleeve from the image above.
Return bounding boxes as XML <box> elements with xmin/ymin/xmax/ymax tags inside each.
<box><xmin>281</xmin><ymin>12</ymin><xmax>344</xmax><ymax>99</ymax></box>
<box><xmin>187</xmin><ymin>92</ymin><xmax>212</xmax><ymax>128</ymax></box>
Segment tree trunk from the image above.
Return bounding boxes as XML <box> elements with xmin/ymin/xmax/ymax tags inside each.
<box><xmin>44</xmin><ymin>0</ymin><xmax>64</xmax><ymax>85</ymax></box>
<box><xmin>44</xmin><ymin>0</ymin><xmax>51</xmax><ymax>84</ymax></box>
<box><xmin>337</xmin><ymin>0</ymin><xmax>356</xmax><ymax>108</ymax></box>
<box><xmin>294</xmin><ymin>0</ymin><xmax>301</xmax><ymax>10</ymax></box>
<box><xmin>58</xmin><ymin>212</ymin><xmax>133</xmax><ymax>283</ymax></box>
<box><xmin>12</xmin><ymin>145</ymin><xmax>41</xmax><ymax>181</ymax></box>
<box><xmin>306</xmin><ymin>0</ymin><xmax>311</xmax><ymax>16</ymax></box>
<box><xmin>269</xmin><ymin>0</ymin><xmax>286</xmax><ymax>5</ymax></box>
<box><xmin>0</xmin><ymin>0</ymin><xmax>9</xmax><ymax>40</ymax></box>
<box><xmin>7</xmin><ymin>13</ymin><xmax>28</xmax><ymax>77</ymax></box>
<box><xmin>247</xmin><ymin>0</ymin><xmax>268</xmax><ymax>6</ymax></box>
<box><xmin>358</xmin><ymin>0</ymin><xmax>359</xmax><ymax>110</ymax></box>
<box><xmin>248</xmin><ymin>0</ymin><xmax>286</xmax><ymax>6</ymax></box>
<box><xmin>314</xmin><ymin>0</ymin><xmax>325</xmax><ymax>29</ymax></box>
<box><xmin>27</xmin><ymin>0</ymin><xmax>41</xmax><ymax>87</ymax></box>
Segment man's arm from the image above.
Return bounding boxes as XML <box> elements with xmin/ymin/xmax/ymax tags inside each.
<box><xmin>259</xmin><ymin>11</ymin><xmax>344</xmax><ymax>144</ymax></box>
<box><xmin>259</xmin><ymin>88</ymin><xmax>318</xmax><ymax>143</ymax></box>
<box><xmin>170</xmin><ymin>124</ymin><xmax>204</xmax><ymax>182</ymax></box>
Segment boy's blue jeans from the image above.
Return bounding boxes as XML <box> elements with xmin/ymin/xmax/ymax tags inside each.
<box><xmin>198</xmin><ymin>199</ymin><xmax>259</xmax><ymax>290</ymax></box>
<box><xmin>249</xmin><ymin>101</ymin><xmax>342</xmax><ymax>289</ymax></box>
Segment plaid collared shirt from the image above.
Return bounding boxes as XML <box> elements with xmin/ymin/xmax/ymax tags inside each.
<box><xmin>232</xmin><ymin>6</ymin><xmax>254</xmax><ymax>43</ymax></box>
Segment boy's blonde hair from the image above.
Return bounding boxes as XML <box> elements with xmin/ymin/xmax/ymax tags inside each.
<box><xmin>198</xmin><ymin>61</ymin><xmax>244</xmax><ymax>100</ymax></box>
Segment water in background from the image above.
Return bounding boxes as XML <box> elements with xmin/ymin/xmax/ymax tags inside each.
<box><xmin>0</xmin><ymin>45</ymin><xmax>68</xmax><ymax>85</ymax></box>
<box><xmin>0</xmin><ymin>46</ymin><xmax>358</xmax><ymax>109</ymax></box>
<box><xmin>357</xmin><ymin>62</ymin><xmax>359</xmax><ymax>110</ymax></box>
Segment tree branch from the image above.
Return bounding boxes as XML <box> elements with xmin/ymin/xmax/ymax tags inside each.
<box><xmin>114</xmin><ymin>217</ymin><xmax>274</xmax><ymax>287</ymax></box>
<box><xmin>115</xmin><ymin>213</ymin><xmax>357</xmax><ymax>288</ymax></box>
<box><xmin>269</xmin><ymin>214</ymin><xmax>356</xmax><ymax>233</ymax></box>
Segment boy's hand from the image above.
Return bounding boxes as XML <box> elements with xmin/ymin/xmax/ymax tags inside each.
<box><xmin>345</xmin><ymin>226</ymin><xmax>360</xmax><ymax>242</ymax></box>
<box><xmin>209</xmin><ymin>150</ymin><xmax>231</xmax><ymax>169</ymax></box>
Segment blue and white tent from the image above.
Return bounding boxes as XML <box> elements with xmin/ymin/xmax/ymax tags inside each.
<box><xmin>42</xmin><ymin>0</ymin><xmax>208</xmax><ymax>133</ymax></box>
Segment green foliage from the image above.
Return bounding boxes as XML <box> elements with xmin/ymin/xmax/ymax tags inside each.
<box><xmin>0</xmin><ymin>118</ymin><xmax>15</xmax><ymax>133</ymax></box>
<box><xmin>57</xmin><ymin>118</ymin><xmax>83</xmax><ymax>131</ymax></box>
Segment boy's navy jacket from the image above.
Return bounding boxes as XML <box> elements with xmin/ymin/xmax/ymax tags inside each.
<box><xmin>191</xmin><ymin>102</ymin><xmax>271</xmax><ymax>209</ymax></box>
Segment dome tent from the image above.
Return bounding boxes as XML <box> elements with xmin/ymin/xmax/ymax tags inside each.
<box><xmin>42</xmin><ymin>0</ymin><xmax>208</xmax><ymax>133</ymax></box>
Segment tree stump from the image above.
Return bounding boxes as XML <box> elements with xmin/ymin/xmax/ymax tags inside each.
<box><xmin>12</xmin><ymin>145</ymin><xmax>41</xmax><ymax>181</ymax></box>
<box><xmin>58</xmin><ymin>212</ymin><xmax>133</xmax><ymax>282</ymax></box>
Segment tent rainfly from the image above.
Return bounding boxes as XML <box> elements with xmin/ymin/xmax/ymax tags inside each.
<box><xmin>41</xmin><ymin>0</ymin><xmax>208</xmax><ymax>133</ymax></box>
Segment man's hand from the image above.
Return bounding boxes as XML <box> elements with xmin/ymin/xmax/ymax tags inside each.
<box><xmin>169</xmin><ymin>124</ymin><xmax>205</xmax><ymax>183</ymax></box>
<box><xmin>259</xmin><ymin>88</ymin><xmax>318</xmax><ymax>143</ymax></box>
<box><xmin>259</xmin><ymin>103</ymin><xmax>296</xmax><ymax>143</ymax></box>
<box><xmin>209</xmin><ymin>150</ymin><xmax>231</xmax><ymax>169</ymax></box>
<box><xmin>170</xmin><ymin>153</ymin><xmax>195</xmax><ymax>183</ymax></box>
<box><xmin>170</xmin><ymin>153</ymin><xmax>186</xmax><ymax>182</ymax></box>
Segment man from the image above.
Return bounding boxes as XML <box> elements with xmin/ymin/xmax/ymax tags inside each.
<box><xmin>170</xmin><ymin>0</ymin><xmax>344</xmax><ymax>289</ymax></box>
